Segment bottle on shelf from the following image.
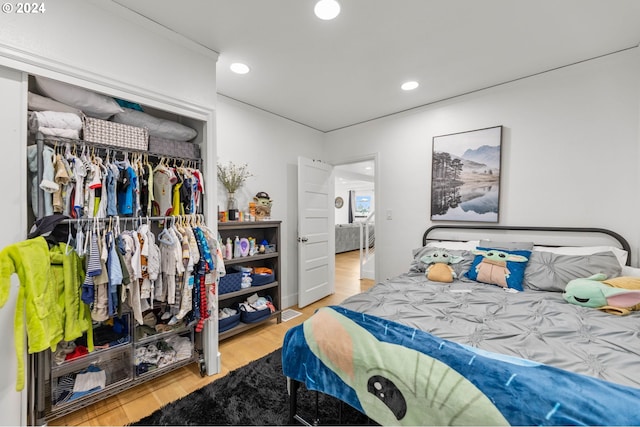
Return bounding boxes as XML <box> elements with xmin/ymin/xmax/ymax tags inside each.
<box><xmin>225</xmin><ymin>237</ymin><xmax>233</xmax><ymax>260</ymax></box>
<box><xmin>233</xmin><ymin>236</ymin><xmax>241</xmax><ymax>258</ymax></box>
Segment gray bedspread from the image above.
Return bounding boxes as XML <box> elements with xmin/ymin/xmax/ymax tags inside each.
<box><xmin>335</xmin><ymin>223</ymin><xmax>374</xmax><ymax>253</ymax></box>
<box><xmin>340</xmin><ymin>273</ymin><xmax>640</xmax><ymax>389</ymax></box>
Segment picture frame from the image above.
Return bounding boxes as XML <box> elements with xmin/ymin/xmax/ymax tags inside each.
<box><xmin>430</xmin><ymin>126</ymin><xmax>502</xmax><ymax>222</ymax></box>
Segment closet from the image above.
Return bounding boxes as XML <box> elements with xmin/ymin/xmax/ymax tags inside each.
<box><xmin>24</xmin><ymin>75</ymin><xmax>217</xmax><ymax>424</ymax></box>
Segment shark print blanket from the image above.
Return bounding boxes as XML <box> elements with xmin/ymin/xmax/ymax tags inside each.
<box><xmin>282</xmin><ymin>306</ymin><xmax>640</xmax><ymax>426</ymax></box>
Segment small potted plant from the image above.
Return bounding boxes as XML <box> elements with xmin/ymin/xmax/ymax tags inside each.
<box><xmin>217</xmin><ymin>161</ymin><xmax>252</xmax><ymax>220</ymax></box>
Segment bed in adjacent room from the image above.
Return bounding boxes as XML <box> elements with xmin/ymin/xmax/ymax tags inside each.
<box><xmin>335</xmin><ymin>223</ymin><xmax>374</xmax><ymax>253</ymax></box>
<box><xmin>282</xmin><ymin>225</ymin><xmax>640</xmax><ymax>426</ymax></box>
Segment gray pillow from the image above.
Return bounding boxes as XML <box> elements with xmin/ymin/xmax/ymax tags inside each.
<box><xmin>113</xmin><ymin>108</ymin><xmax>198</xmax><ymax>141</ymax></box>
<box><xmin>34</xmin><ymin>76</ymin><xmax>124</xmax><ymax>119</ymax></box>
<box><xmin>410</xmin><ymin>246</ymin><xmax>474</xmax><ymax>278</ymax></box>
<box><xmin>479</xmin><ymin>240</ymin><xmax>534</xmax><ymax>251</ymax></box>
<box><xmin>523</xmin><ymin>250</ymin><xmax>622</xmax><ymax>292</ymax></box>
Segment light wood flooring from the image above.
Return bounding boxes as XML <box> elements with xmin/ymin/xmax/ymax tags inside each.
<box><xmin>50</xmin><ymin>250</ymin><xmax>374</xmax><ymax>426</ymax></box>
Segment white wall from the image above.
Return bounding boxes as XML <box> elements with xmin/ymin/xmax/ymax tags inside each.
<box><xmin>325</xmin><ymin>48</ymin><xmax>640</xmax><ymax>281</ymax></box>
<box><xmin>0</xmin><ymin>2</ymin><xmax>218</xmax><ymax>424</ymax></box>
<box><xmin>216</xmin><ymin>96</ymin><xmax>325</xmax><ymax>308</ymax></box>
<box><xmin>0</xmin><ymin>65</ymin><xmax>29</xmax><ymax>427</ymax></box>
<box><xmin>0</xmin><ymin>0</ymin><xmax>216</xmax><ymax>112</ymax></box>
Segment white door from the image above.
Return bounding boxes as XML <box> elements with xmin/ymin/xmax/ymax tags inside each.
<box><xmin>297</xmin><ymin>157</ymin><xmax>335</xmax><ymax>308</ymax></box>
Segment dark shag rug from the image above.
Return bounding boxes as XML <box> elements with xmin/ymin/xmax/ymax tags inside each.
<box><xmin>131</xmin><ymin>348</ymin><xmax>372</xmax><ymax>426</ymax></box>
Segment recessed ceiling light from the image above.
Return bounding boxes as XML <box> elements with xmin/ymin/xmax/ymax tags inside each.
<box><xmin>230</xmin><ymin>63</ymin><xmax>250</xmax><ymax>74</ymax></box>
<box><xmin>401</xmin><ymin>81</ymin><xmax>419</xmax><ymax>91</ymax></box>
<box><xmin>314</xmin><ymin>0</ymin><xmax>340</xmax><ymax>20</ymax></box>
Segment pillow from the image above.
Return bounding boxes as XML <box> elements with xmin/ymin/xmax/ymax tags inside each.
<box><xmin>28</xmin><ymin>92</ymin><xmax>83</xmax><ymax>116</ymax></box>
<box><xmin>410</xmin><ymin>246</ymin><xmax>474</xmax><ymax>278</ymax></box>
<box><xmin>34</xmin><ymin>76</ymin><xmax>124</xmax><ymax>119</ymax></box>
<box><xmin>523</xmin><ymin>251</ymin><xmax>622</xmax><ymax>292</ymax></box>
<box><xmin>113</xmin><ymin>108</ymin><xmax>198</xmax><ymax>141</ymax></box>
<box><xmin>621</xmin><ymin>266</ymin><xmax>640</xmax><ymax>277</ymax></box>
<box><xmin>533</xmin><ymin>245</ymin><xmax>628</xmax><ymax>267</ymax></box>
<box><xmin>115</xmin><ymin>98</ymin><xmax>144</xmax><ymax>112</ymax></box>
<box><xmin>466</xmin><ymin>247</ymin><xmax>531</xmax><ymax>291</ymax></box>
<box><xmin>425</xmin><ymin>240</ymin><xmax>479</xmax><ymax>251</ymax></box>
<box><xmin>479</xmin><ymin>240</ymin><xmax>534</xmax><ymax>251</ymax></box>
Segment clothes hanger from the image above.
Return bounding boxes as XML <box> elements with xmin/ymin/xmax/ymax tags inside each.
<box><xmin>64</xmin><ymin>220</ymin><xmax>74</xmax><ymax>255</ymax></box>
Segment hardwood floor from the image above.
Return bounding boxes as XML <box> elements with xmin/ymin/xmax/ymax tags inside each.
<box><xmin>50</xmin><ymin>250</ymin><xmax>374</xmax><ymax>426</ymax></box>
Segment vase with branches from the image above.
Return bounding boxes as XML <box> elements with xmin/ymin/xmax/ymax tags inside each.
<box><xmin>217</xmin><ymin>161</ymin><xmax>252</xmax><ymax>220</ymax></box>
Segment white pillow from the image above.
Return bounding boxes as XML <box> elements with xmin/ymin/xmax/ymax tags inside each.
<box><xmin>34</xmin><ymin>76</ymin><xmax>123</xmax><ymax>119</ymax></box>
<box><xmin>533</xmin><ymin>245</ymin><xmax>628</xmax><ymax>267</ymax></box>
<box><xmin>621</xmin><ymin>266</ymin><xmax>640</xmax><ymax>277</ymax></box>
<box><xmin>426</xmin><ymin>240</ymin><xmax>479</xmax><ymax>251</ymax></box>
<box><xmin>113</xmin><ymin>108</ymin><xmax>198</xmax><ymax>141</ymax></box>
<box><xmin>28</xmin><ymin>92</ymin><xmax>82</xmax><ymax>116</ymax></box>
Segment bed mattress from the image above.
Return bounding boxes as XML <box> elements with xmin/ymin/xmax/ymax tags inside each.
<box><xmin>339</xmin><ymin>273</ymin><xmax>640</xmax><ymax>389</ymax></box>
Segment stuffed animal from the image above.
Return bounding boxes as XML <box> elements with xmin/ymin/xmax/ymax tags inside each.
<box><xmin>563</xmin><ymin>273</ymin><xmax>640</xmax><ymax>315</ymax></box>
<box><xmin>419</xmin><ymin>249</ymin><xmax>464</xmax><ymax>283</ymax></box>
<box><xmin>472</xmin><ymin>249</ymin><xmax>529</xmax><ymax>288</ymax></box>
<box><xmin>253</xmin><ymin>191</ymin><xmax>273</xmax><ymax>220</ymax></box>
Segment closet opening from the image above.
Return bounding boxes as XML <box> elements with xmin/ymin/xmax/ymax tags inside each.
<box><xmin>24</xmin><ymin>72</ymin><xmax>214</xmax><ymax>425</ymax></box>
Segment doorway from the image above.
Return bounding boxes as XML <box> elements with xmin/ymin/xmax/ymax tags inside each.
<box><xmin>333</xmin><ymin>158</ymin><xmax>376</xmax><ymax>281</ymax></box>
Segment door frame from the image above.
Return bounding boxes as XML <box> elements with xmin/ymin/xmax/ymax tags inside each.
<box><xmin>332</xmin><ymin>153</ymin><xmax>379</xmax><ymax>283</ymax></box>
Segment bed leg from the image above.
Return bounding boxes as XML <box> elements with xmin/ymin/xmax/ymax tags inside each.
<box><xmin>289</xmin><ymin>378</ymin><xmax>299</xmax><ymax>425</ymax></box>
<box><xmin>288</xmin><ymin>378</ymin><xmax>317</xmax><ymax>426</ymax></box>
<box><xmin>314</xmin><ymin>390</ymin><xmax>320</xmax><ymax>425</ymax></box>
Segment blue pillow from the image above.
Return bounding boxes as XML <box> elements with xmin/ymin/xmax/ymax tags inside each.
<box><xmin>466</xmin><ymin>247</ymin><xmax>531</xmax><ymax>291</ymax></box>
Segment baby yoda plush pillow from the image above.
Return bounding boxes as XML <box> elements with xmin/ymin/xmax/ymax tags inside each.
<box><xmin>466</xmin><ymin>247</ymin><xmax>532</xmax><ymax>291</ymax></box>
<box><xmin>409</xmin><ymin>247</ymin><xmax>474</xmax><ymax>279</ymax></box>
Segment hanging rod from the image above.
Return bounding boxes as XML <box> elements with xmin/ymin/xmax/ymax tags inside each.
<box><xmin>58</xmin><ymin>214</ymin><xmax>207</xmax><ymax>225</ymax></box>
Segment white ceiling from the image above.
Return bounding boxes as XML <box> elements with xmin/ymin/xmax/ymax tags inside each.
<box><xmin>113</xmin><ymin>0</ymin><xmax>640</xmax><ymax>133</ymax></box>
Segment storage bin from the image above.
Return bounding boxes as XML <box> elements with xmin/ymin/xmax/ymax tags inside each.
<box><xmin>252</xmin><ymin>272</ymin><xmax>275</xmax><ymax>287</ymax></box>
<box><xmin>51</xmin><ymin>346</ymin><xmax>132</xmax><ymax>408</ymax></box>
<box><xmin>240</xmin><ymin>306</ymin><xmax>272</xmax><ymax>324</ymax></box>
<box><xmin>134</xmin><ymin>331</ymin><xmax>193</xmax><ymax>378</ymax></box>
<box><xmin>239</xmin><ymin>296</ymin><xmax>274</xmax><ymax>324</ymax></box>
<box><xmin>148</xmin><ymin>136</ymin><xmax>200</xmax><ymax>159</ymax></box>
<box><xmin>219</xmin><ymin>271</ymin><xmax>243</xmax><ymax>294</ymax></box>
<box><xmin>218</xmin><ymin>311</ymin><xmax>241</xmax><ymax>332</ymax></box>
<box><xmin>84</xmin><ymin>117</ymin><xmax>149</xmax><ymax>151</ymax></box>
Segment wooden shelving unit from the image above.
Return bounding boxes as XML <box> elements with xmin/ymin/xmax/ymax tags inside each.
<box><xmin>217</xmin><ymin>221</ymin><xmax>282</xmax><ymax>340</ymax></box>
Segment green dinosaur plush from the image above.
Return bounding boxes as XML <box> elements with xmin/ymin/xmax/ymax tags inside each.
<box><xmin>563</xmin><ymin>273</ymin><xmax>640</xmax><ymax>315</ymax></box>
<box><xmin>303</xmin><ymin>307</ymin><xmax>508</xmax><ymax>426</ymax></box>
<box><xmin>419</xmin><ymin>249</ymin><xmax>464</xmax><ymax>283</ymax></box>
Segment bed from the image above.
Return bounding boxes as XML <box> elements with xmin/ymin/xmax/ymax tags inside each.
<box><xmin>335</xmin><ymin>223</ymin><xmax>374</xmax><ymax>254</ymax></box>
<box><xmin>282</xmin><ymin>225</ymin><xmax>640</xmax><ymax>426</ymax></box>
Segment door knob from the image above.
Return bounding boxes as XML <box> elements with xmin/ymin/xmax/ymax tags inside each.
<box><xmin>298</xmin><ymin>237</ymin><xmax>308</xmax><ymax>242</ymax></box>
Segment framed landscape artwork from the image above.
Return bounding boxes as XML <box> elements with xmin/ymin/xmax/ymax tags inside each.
<box><xmin>430</xmin><ymin>126</ymin><xmax>502</xmax><ymax>222</ymax></box>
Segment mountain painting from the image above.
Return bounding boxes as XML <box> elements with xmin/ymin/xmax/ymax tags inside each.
<box><xmin>431</xmin><ymin>126</ymin><xmax>502</xmax><ymax>222</ymax></box>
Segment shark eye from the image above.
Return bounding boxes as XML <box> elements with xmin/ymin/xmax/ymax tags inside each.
<box><xmin>367</xmin><ymin>375</ymin><xmax>407</xmax><ymax>420</ymax></box>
